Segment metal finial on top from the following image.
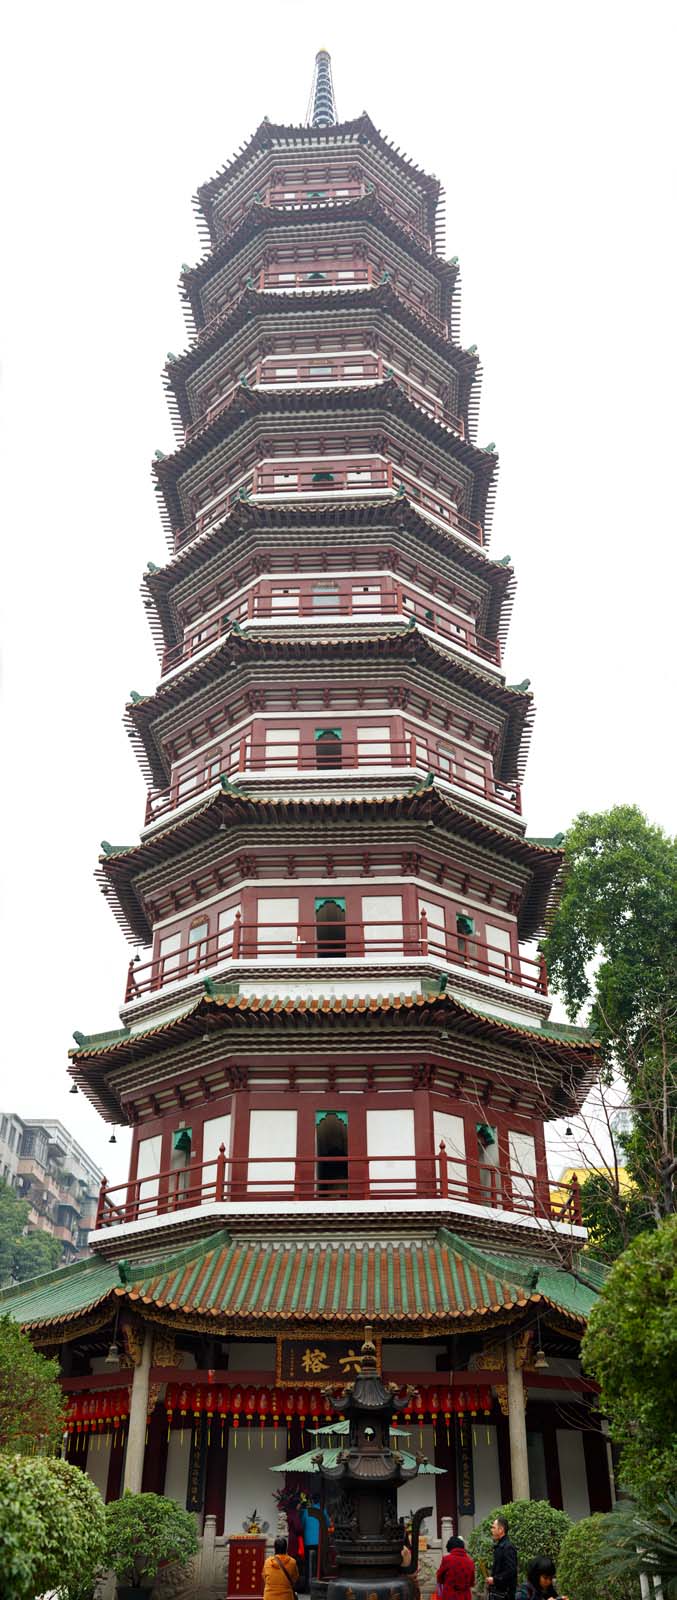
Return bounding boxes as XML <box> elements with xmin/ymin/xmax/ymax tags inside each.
<box><xmin>306</xmin><ymin>49</ymin><xmax>338</xmax><ymax>127</ymax></box>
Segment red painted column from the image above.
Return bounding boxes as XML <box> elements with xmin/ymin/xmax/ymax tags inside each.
<box><xmin>582</xmin><ymin>1424</ymin><xmax>613</xmax><ymax>1512</ymax></box>
<box><xmin>141</xmin><ymin>1401</ymin><xmax>168</xmax><ymax>1494</ymax></box>
<box><xmin>433</xmin><ymin>1413</ymin><xmax>457</xmax><ymax>1534</ymax></box>
<box><xmin>204</xmin><ymin>1422</ymin><xmax>229</xmax><ymax>1534</ymax></box>
<box><xmin>105</xmin><ymin>1428</ymin><xmax>126</xmax><ymax>1502</ymax></box>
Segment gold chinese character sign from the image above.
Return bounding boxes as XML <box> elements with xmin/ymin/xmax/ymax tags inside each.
<box><xmin>277</xmin><ymin>1335</ymin><xmax>382</xmax><ymax>1384</ymax></box>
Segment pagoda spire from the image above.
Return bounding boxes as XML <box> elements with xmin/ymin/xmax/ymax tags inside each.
<box><xmin>306</xmin><ymin>48</ymin><xmax>337</xmax><ymax>128</ymax></box>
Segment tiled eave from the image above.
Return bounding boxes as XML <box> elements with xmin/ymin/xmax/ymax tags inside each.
<box><xmin>97</xmin><ymin>784</ymin><xmax>559</xmax><ymax>946</ymax></box>
<box><xmin>152</xmin><ymin>381</ymin><xmax>497</xmax><ymax>537</ymax></box>
<box><xmin>164</xmin><ymin>288</ymin><xmax>479</xmax><ymax>432</ymax></box>
<box><xmin>196</xmin><ymin>115</ymin><xmax>442</xmax><ymax>242</ymax></box>
<box><xmin>143</xmin><ymin>498</ymin><xmax>511</xmax><ymax>656</ymax></box>
<box><xmin>182</xmin><ymin>191</ymin><xmax>456</xmax><ymax>323</ymax></box>
<box><xmin>69</xmin><ymin>984</ymin><xmax>598</xmax><ymax>1095</ymax></box>
<box><xmin>0</xmin><ymin>1223</ymin><xmax>602</xmax><ymax>1340</ymax></box>
<box><xmin>127</xmin><ymin>627</ymin><xmax>532</xmax><ymax>792</ymax></box>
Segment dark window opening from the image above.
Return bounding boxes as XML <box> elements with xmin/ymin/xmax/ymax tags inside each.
<box><xmin>315</xmin><ymin>728</ymin><xmax>343</xmax><ymax>770</ymax></box>
<box><xmin>315</xmin><ymin>896</ymin><xmax>346</xmax><ymax>958</ymax></box>
<box><xmin>316</xmin><ymin>1109</ymin><xmax>349</xmax><ymax>1196</ymax></box>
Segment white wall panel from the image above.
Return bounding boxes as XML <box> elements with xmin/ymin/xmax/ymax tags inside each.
<box><xmin>472</xmin><ymin>1423</ymin><xmax>502</xmax><ymax>1520</ymax></box>
<box><xmin>164</xmin><ymin>1429</ymin><xmax>190</xmax><ymax>1508</ymax></box>
<box><xmin>248</xmin><ymin>1109</ymin><xmax>297</xmax><ymax>1192</ymax></box>
<box><xmin>224</xmin><ymin>1425</ymin><xmax>280</xmax><ymax>1536</ymax></box>
<box><xmin>557</xmin><ymin>1429</ymin><xmax>590</xmax><ymax>1520</ymax></box>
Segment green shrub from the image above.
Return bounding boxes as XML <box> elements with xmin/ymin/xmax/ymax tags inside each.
<box><xmin>0</xmin><ymin>1452</ymin><xmax>105</xmax><ymax>1600</ymax></box>
<box><xmin>558</xmin><ymin>1513</ymin><xmax>640</xmax><ymax>1600</ymax></box>
<box><xmin>104</xmin><ymin>1491</ymin><xmax>198</xmax><ymax>1587</ymax></box>
<box><xmin>468</xmin><ymin>1501</ymin><xmax>573</xmax><ymax>1583</ymax></box>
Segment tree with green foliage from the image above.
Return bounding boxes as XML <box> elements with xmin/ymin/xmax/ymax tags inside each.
<box><xmin>0</xmin><ymin>1178</ymin><xmax>63</xmax><ymax>1285</ymax></box>
<box><xmin>104</xmin><ymin>1491</ymin><xmax>198</xmax><ymax>1588</ymax></box>
<box><xmin>595</xmin><ymin>1495</ymin><xmax>677</xmax><ymax>1600</ymax></box>
<box><xmin>543</xmin><ymin>806</ymin><xmax>677</xmax><ymax>1238</ymax></box>
<box><xmin>582</xmin><ymin>1215</ymin><xmax>677</xmax><ymax>1508</ymax></box>
<box><xmin>0</xmin><ymin>1453</ymin><xmax>105</xmax><ymax>1600</ymax></box>
<box><xmin>468</xmin><ymin>1501</ymin><xmax>572</xmax><ymax>1583</ymax></box>
<box><xmin>577</xmin><ymin>1168</ymin><xmax>650</xmax><ymax>1263</ymax></box>
<box><xmin>557</xmin><ymin>1513</ymin><xmax>640</xmax><ymax>1600</ymax></box>
<box><xmin>0</xmin><ymin>1312</ymin><xmax>67</xmax><ymax>1452</ymax></box>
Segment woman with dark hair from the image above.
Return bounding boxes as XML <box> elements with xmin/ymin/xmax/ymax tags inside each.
<box><xmin>516</xmin><ymin>1556</ymin><xmax>568</xmax><ymax>1600</ymax></box>
<box><xmin>262</xmin><ymin>1537</ymin><xmax>300</xmax><ymax>1600</ymax></box>
<box><xmin>437</xmin><ymin>1535</ymin><xmax>476</xmax><ymax>1600</ymax></box>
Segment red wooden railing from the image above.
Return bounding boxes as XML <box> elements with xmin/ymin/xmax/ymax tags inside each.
<box><xmin>144</xmin><ymin>737</ymin><xmax>520</xmax><ymax>826</ymax></box>
<box><xmin>125</xmin><ymin>915</ymin><xmax>545</xmax><ymax>1002</ymax></box>
<box><xmin>252</xmin><ymin>460</ymin><xmax>482</xmax><ymax>543</ymax></box>
<box><xmin>94</xmin><ymin>1145</ymin><xmax>582</xmax><ymax>1230</ymax></box>
<box><xmin>172</xmin><ymin>462</ymin><xmax>483</xmax><ymax>557</ymax></box>
<box><xmin>260</xmin><ymin>264</ymin><xmax>373</xmax><ymax>290</ymax></box>
<box><xmin>262</xmin><ymin>181</ymin><xmax>432</xmax><ymax>251</ymax></box>
<box><xmin>185</xmin><ymin>357</ymin><xmax>465</xmax><ymax>445</ymax></box>
<box><xmin>173</xmin><ymin>482</ymin><xmax>254</xmax><ymax>551</ymax></box>
<box><xmin>160</xmin><ymin>586</ymin><xmax>499</xmax><ymax>674</ymax></box>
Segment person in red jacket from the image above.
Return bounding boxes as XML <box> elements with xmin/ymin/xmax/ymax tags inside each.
<box><xmin>437</xmin><ymin>1536</ymin><xmax>476</xmax><ymax>1600</ymax></box>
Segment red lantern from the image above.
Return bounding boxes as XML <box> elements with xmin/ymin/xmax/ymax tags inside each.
<box><xmin>440</xmin><ymin>1386</ymin><xmax>453</xmax><ymax>1446</ymax></box>
<box><xmin>415</xmin><ymin>1387</ymin><xmax>426</xmax><ymax>1449</ymax></box>
<box><xmin>308</xmin><ymin>1388</ymin><xmax>322</xmax><ymax>1436</ymax></box>
<box><xmin>257</xmin><ymin>1387</ymin><xmax>271</xmax><ymax>1449</ymax></box>
<box><xmin>165</xmin><ymin>1382</ymin><xmax>178</xmax><ymax>1438</ymax></box>
<box><xmin>204</xmin><ymin>1387</ymin><xmax>217</xmax><ymax>1446</ymax></box>
<box><xmin>217</xmin><ymin>1385</ymin><xmax>231</xmax><ymax>1445</ymax></box>
<box><xmin>99</xmin><ymin>1392</ymin><xmax>112</xmax><ymax>1434</ymax></box>
<box><xmin>65</xmin><ymin>1394</ymin><xmax>78</xmax><ymax>1438</ymax></box>
<box><xmin>176</xmin><ymin>1383</ymin><xmax>192</xmax><ymax>1444</ymax></box>
<box><xmin>296</xmin><ymin>1389</ymin><xmax>309</xmax><ymax>1445</ymax></box>
<box><xmin>271</xmin><ymin>1387</ymin><xmax>283</xmax><ymax>1450</ymax></box>
<box><xmin>192</xmin><ymin>1385</ymin><xmax>204</xmax><ymax>1422</ymax></box>
<box><xmin>231</xmin><ymin>1385</ymin><xmax>244</xmax><ymax>1448</ymax></box>
<box><xmin>284</xmin><ymin>1388</ymin><xmax>296</xmax><ymax>1444</ymax></box>
<box><xmin>244</xmin><ymin>1386</ymin><xmax>257</xmax><ymax>1449</ymax></box>
<box><xmin>428</xmin><ymin>1386</ymin><xmax>441</xmax><ymax>1443</ymax></box>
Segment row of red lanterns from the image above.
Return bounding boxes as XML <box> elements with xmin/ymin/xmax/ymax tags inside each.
<box><xmin>65</xmin><ymin>1389</ymin><xmax>130</xmax><ymax>1437</ymax></box>
<box><xmin>162</xmin><ymin>1382</ymin><xmax>494</xmax><ymax>1436</ymax></box>
<box><xmin>63</xmin><ymin>1381</ymin><xmax>494</xmax><ymax>1446</ymax></box>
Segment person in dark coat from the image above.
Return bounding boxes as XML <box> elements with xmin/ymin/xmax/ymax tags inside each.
<box><xmin>516</xmin><ymin>1556</ymin><xmax>568</xmax><ymax>1600</ymax></box>
<box><xmin>487</xmin><ymin>1516</ymin><xmax>518</xmax><ymax>1600</ymax></box>
<box><xmin>437</xmin><ymin>1535</ymin><xmax>476</xmax><ymax>1600</ymax></box>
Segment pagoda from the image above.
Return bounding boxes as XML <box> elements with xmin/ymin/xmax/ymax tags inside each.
<box><xmin>2</xmin><ymin>50</ymin><xmax>612</xmax><ymax>1574</ymax></box>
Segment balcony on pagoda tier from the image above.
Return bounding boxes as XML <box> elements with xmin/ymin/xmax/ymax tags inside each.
<box><xmin>160</xmin><ymin>577</ymin><xmax>500</xmax><ymax>677</ymax></box>
<box><xmin>260</xmin><ymin>179</ymin><xmax>433</xmax><ymax>253</ymax></box>
<box><xmin>125</xmin><ymin>913</ymin><xmax>545</xmax><ymax>1006</ymax></box>
<box><xmin>172</xmin><ymin>457</ymin><xmax>482</xmax><ymax>554</ymax></box>
<box><xmin>144</xmin><ymin>722</ymin><xmax>521</xmax><ymax>829</ymax></box>
<box><xmin>184</xmin><ymin>355</ymin><xmax>465</xmax><ymax>441</ymax></box>
<box><xmin>202</xmin><ymin>264</ymin><xmax>448</xmax><ymax>343</ymax></box>
<box><xmin>254</xmin><ymin>262</ymin><xmax>447</xmax><ymax>335</ymax></box>
<box><xmin>93</xmin><ymin>1147</ymin><xmax>582</xmax><ymax>1234</ymax></box>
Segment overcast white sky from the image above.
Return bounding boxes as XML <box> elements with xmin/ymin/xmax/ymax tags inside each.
<box><xmin>1</xmin><ymin>0</ymin><xmax>674</xmax><ymax>1188</ymax></box>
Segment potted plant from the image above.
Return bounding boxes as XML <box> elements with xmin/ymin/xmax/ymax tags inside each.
<box><xmin>104</xmin><ymin>1491</ymin><xmax>198</xmax><ymax>1599</ymax></box>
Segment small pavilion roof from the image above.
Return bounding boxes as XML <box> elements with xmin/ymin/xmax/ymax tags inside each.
<box><xmin>0</xmin><ymin>1225</ymin><xmax>604</xmax><ymax>1339</ymax></box>
<box><xmin>98</xmin><ymin>784</ymin><xmax>560</xmax><ymax>945</ymax></box>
